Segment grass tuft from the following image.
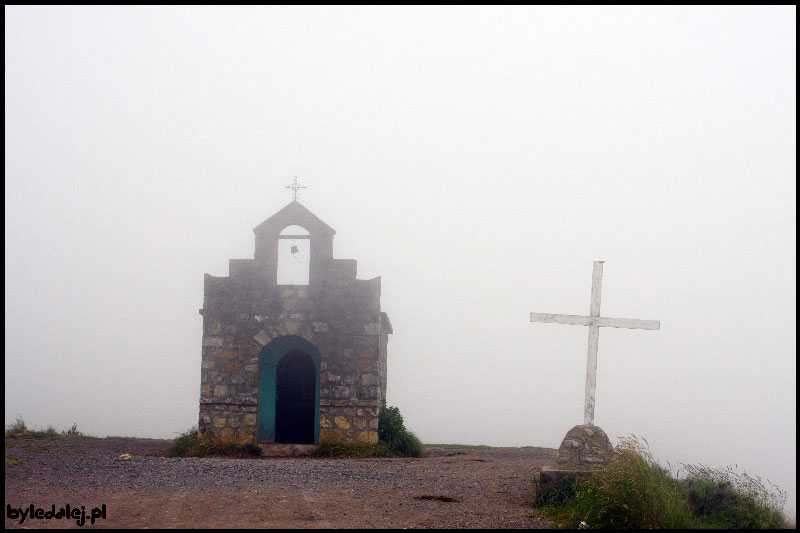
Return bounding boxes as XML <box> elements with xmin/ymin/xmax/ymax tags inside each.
<box><xmin>532</xmin><ymin>436</ymin><xmax>793</xmax><ymax>529</ymax></box>
<box><xmin>165</xmin><ymin>427</ymin><xmax>261</xmax><ymax>458</ymax></box>
<box><xmin>5</xmin><ymin>415</ymin><xmax>26</xmax><ymax>436</ymax></box>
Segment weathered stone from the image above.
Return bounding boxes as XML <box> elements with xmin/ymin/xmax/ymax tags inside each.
<box><xmin>361</xmin><ymin>374</ymin><xmax>379</xmax><ymax>386</ymax></box>
<box><xmin>320</xmin><ymin>429</ymin><xmax>343</xmax><ymax>442</ymax></box>
<box><xmin>237</xmin><ymin>430</ymin><xmax>256</xmax><ymax>445</ymax></box>
<box><xmin>332</xmin><ymin>385</ymin><xmax>351</xmax><ymax>399</ymax></box>
<box><xmin>203</xmin><ymin>337</ymin><xmax>224</xmax><ymax>347</ymax></box>
<box><xmin>358</xmin><ymin>431</ymin><xmax>378</xmax><ymax>444</ymax></box>
<box><xmin>549</xmin><ymin>424</ymin><xmax>613</xmax><ymax>470</ymax></box>
<box><xmin>254</xmin><ymin>330</ymin><xmax>271</xmax><ymax>346</ymax></box>
<box><xmin>213</xmin><ymin>349</ymin><xmax>235</xmax><ymax>359</ymax></box>
<box><xmin>355</xmin><ymin>347</ymin><xmax>377</xmax><ymax>358</ymax></box>
<box><xmin>220</xmin><ymin>428</ymin><xmax>234</xmax><ymax>442</ymax></box>
<box><xmin>212</xmin><ymin>417</ymin><xmax>226</xmax><ymax>428</ymax></box>
<box><xmin>198</xmin><ymin>201</ymin><xmax>391</xmax><ymax>446</ymax></box>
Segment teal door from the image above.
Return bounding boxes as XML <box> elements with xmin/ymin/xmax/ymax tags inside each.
<box><xmin>257</xmin><ymin>336</ymin><xmax>321</xmax><ymax>444</ymax></box>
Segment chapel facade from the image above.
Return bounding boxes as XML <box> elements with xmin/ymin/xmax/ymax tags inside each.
<box><xmin>198</xmin><ymin>201</ymin><xmax>391</xmax><ymax>445</ymax></box>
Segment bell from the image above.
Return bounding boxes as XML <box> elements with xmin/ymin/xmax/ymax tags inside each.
<box><xmin>290</xmin><ymin>244</ymin><xmax>299</xmax><ymax>255</ymax></box>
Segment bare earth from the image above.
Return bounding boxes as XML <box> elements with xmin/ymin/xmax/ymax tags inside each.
<box><xmin>5</xmin><ymin>438</ymin><xmax>556</xmax><ymax>529</ymax></box>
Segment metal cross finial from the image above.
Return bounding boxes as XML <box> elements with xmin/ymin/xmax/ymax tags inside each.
<box><xmin>285</xmin><ymin>176</ymin><xmax>307</xmax><ymax>201</ymax></box>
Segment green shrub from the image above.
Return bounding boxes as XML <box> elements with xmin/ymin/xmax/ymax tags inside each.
<box><xmin>5</xmin><ymin>415</ymin><xmax>26</xmax><ymax>436</ymax></box>
<box><xmin>532</xmin><ymin>436</ymin><xmax>793</xmax><ymax>529</ymax></box>
<box><xmin>683</xmin><ymin>464</ymin><xmax>790</xmax><ymax>529</ymax></box>
<box><xmin>378</xmin><ymin>401</ymin><xmax>424</xmax><ymax>458</ymax></box>
<box><xmin>166</xmin><ymin>427</ymin><xmax>261</xmax><ymax>458</ymax></box>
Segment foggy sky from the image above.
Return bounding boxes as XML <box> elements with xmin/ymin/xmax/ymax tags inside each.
<box><xmin>5</xmin><ymin>6</ymin><xmax>796</xmax><ymax>516</ymax></box>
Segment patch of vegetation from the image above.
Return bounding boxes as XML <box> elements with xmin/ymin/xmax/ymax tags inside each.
<box><xmin>165</xmin><ymin>427</ymin><xmax>262</xmax><ymax>458</ymax></box>
<box><xmin>378</xmin><ymin>401</ymin><xmax>424</xmax><ymax>458</ymax></box>
<box><xmin>682</xmin><ymin>463</ymin><xmax>790</xmax><ymax>529</ymax></box>
<box><xmin>531</xmin><ymin>436</ymin><xmax>794</xmax><ymax>529</ymax></box>
<box><xmin>5</xmin><ymin>456</ymin><xmax>22</xmax><ymax>466</ymax></box>
<box><xmin>5</xmin><ymin>415</ymin><xmax>26</xmax><ymax>436</ymax></box>
<box><xmin>5</xmin><ymin>417</ymin><xmax>94</xmax><ymax>440</ymax></box>
<box><xmin>312</xmin><ymin>440</ymin><xmax>392</xmax><ymax>458</ymax></box>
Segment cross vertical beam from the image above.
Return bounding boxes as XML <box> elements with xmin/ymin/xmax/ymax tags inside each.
<box><xmin>530</xmin><ymin>261</ymin><xmax>660</xmax><ymax>426</ymax></box>
<box><xmin>584</xmin><ymin>261</ymin><xmax>603</xmax><ymax>426</ymax></box>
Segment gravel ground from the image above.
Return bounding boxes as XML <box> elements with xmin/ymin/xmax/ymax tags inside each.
<box><xmin>5</xmin><ymin>437</ymin><xmax>556</xmax><ymax>528</ymax></box>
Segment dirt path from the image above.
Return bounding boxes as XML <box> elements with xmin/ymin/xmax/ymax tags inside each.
<box><xmin>5</xmin><ymin>437</ymin><xmax>556</xmax><ymax>528</ymax></box>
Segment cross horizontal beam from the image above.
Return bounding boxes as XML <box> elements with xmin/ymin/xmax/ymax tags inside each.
<box><xmin>529</xmin><ymin>313</ymin><xmax>660</xmax><ymax>330</ymax></box>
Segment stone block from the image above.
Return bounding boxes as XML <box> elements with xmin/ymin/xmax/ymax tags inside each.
<box><xmin>213</xmin><ymin>348</ymin><xmax>235</xmax><ymax>359</ymax></box>
<box><xmin>237</xmin><ymin>430</ymin><xmax>256</xmax><ymax>445</ymax></box>
<box><xmin>213</xmin><ymin>417</ymin><xmax>226</xmax><ymax>428</ymax></box>
<box><xmin>320</xmin><ymin>429</ymin><xmax>343</xmax><ymax>443</ymax></box>
<box><xmin>358</xmin><ymin>431</ymin><xmax>378</xmax><ymax>444</ymax></box>
<box><xmin>361</xmin><ymin>374</ymin><xmax>379</xmax><ymax>385</ymax></box>
<box><xmin>243</xmin><ymin>414</ymin><xmax>257</xmax><ymax>426</ymax></box>
<box><xmin>203</xmin><ymin>337</ymin><xmax>224</xmax><ymax>347</ymax></box>
<box><xmin>332</xmin><ymin>385</ymin><xmax>351</xmax><ymax>399</ymax></box>
<box><xmin>355</xmin><ymin>347</ymin><xmax>376</xmax><ymax>358</ymax></box>
<box><xmin>334</xmin><ymin>416</ymin><xmax>351</xmax><ymax>429</ymax></box>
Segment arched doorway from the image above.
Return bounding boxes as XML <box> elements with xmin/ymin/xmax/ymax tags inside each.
<box><xmin>257</xmin><ymin>336</ymin><xmax>321</xmax><ymax>444</ymax></box>
<box><xmin>275</xmin><ymin>350</ymin><xmax>316</xmax><ymax>444</ymax></box>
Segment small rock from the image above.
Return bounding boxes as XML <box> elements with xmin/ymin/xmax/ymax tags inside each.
<box><xmin>118</xmin><ymin>454</ymin><xmax>133</xmax><ymax>461</ymax></box>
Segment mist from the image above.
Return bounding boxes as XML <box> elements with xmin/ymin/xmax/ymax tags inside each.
<box><xmin>5</xmin><ymin>6</ymin><xmax>795</xmax><ymax>516</ymax></box>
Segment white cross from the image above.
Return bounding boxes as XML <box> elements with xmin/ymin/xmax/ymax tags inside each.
<box><xmin>530</xmin><ymin>261</ymin><xmax>660</xmax><ymax>426</ymax></box>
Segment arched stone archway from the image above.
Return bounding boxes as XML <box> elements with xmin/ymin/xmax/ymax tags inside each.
<box><xmin>257</xmin><ymin>336</ymin><xmax>321</xmax><ymax>444</ymax></box>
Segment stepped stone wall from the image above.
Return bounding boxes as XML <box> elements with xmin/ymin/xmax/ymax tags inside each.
<box><xmin>198</xmin><ymin>201</ymin><xmax>391</xmax><ymax>445</ymax></box>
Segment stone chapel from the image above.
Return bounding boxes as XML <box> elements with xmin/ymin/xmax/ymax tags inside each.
<box><xmin>198</xmin><ymin>200</ymin><xmax>391</xmax><ymax>446</ymax></box>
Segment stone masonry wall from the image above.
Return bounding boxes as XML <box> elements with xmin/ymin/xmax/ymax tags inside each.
<box><xmin>198</xmin><ymin>202</ymin><xmax>390</xmax><ymax>446</ymax></box>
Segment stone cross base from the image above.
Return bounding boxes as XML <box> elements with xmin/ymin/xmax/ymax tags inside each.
<box><xmin>538</xmin><ymin>424</ymin><xmax>614</xmax><ymax>489</ymax></box>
